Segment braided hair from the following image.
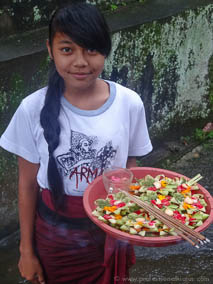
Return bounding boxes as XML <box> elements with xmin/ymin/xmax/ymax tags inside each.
<box><xmin>40</xmin><ymin>3</ymin><xmax>112</xmax><ymax>210</ymax></box>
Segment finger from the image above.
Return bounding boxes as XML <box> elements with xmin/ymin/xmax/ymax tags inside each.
<box><xmin>18</xmin><ymin>262</ymin><xmax>25</xmax><ymax>278</ymax></box>
<box><xmin>36</xmin><ymin>273</ymin><xmax>46</xmax><ymax>284</ymax></box>
<box><xmin>18</xmin><ymin>262</ymin><xmax>22</xmax><ymax>273</ymax></box>
<box><xmin>29</xmin><ymin>276</ymin><xmax>40</xmax><ymax>284</ymax></box>
<box><xmin>31</xmin><ymin>280</ymin><xmax>40</xmax><ymax>284</ymax></box>
<box><xmin>38</xmin><ymin>278</ymin><xmax>46</xmax><ymax>284</ymax></box>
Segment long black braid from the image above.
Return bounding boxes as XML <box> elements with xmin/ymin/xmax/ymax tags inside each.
<box><xmin>40</xmin><ymin>64</ymin><xmax>65</xmax><ymax>210</ymax></box>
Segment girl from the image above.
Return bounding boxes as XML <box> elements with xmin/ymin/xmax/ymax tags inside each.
<box><xmin>0</xmin><ymin>3</ymin><xmax>152</xmax><ymax>284</ymax></box>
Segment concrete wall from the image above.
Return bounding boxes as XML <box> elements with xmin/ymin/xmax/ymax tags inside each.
<box><xmin>1</xmin><ymin>0</ymin><xmax>213</xmax><ymax>239</ymax></box>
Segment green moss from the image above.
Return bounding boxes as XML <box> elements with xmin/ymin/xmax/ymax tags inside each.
<box><xmin>33</xmin><ymin>5</ymin><xmax>41</xmax><ymax>22</ymax></box>
<box><xmin>208</xmin><ymin>55</ymin><xmax>213</xmax><ymax>111</ymax></box>
<box><xmin>0</xmin><ymin>55</ymin><xmax>51</xmax><ymax>218</ymax></box>
<box><xmin>0</xmin><ymin>150</ymin><xmax>18</xmax><ymax>197</ymax></box>
<box><xmin>0</xmin><ymin>53</ymin><xmax>50</xmax><ymax>136</ymax></box>
<box><xmin>86</xmin><ymin>0</ymin><xmax>147</xmax><ymax>13</ymax></box>
<box><xmin>104</xmin><ymin>4</ymin><xmax>213</xmax><ymax>136</ymax></box>
<box><xmin>9</xmin><ymin>73</ymin><xmax>26</xmax><ymax>109</ymax></box>
<box><xmin>30</xmin><ymin>54</ymin><xmax>50</xmax><ymax>91</ymax></box>
<box><xmin>0</xmin><ymin>73</ymin><xmax>27</xmax><ymax>135</ymax></box>
<box><xmin>0</xmin><ymin>91</ymin><xmax>8</xmax><ymax>113</ymax></box>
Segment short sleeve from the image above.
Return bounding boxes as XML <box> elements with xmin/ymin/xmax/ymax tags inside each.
<box><xmin>128</xmin><ymin>98</ymin><xmax>153</xmax><ymax>157</ymax></box>
<box><xmin>0</xmin><ymin>102</ymin><xmax>40</xmax><ymax>163</ymax></box>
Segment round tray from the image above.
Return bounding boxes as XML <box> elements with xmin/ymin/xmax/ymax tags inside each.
<box><xmin>83</xmin><ymin>167</ymin><xmax>213</xmax><ymax>247</ymax></box>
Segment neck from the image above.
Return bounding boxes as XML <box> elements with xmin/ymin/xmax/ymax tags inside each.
<box><xmin>63</xmin><ymin>79</ymin><xmax>110</xmax><ymax>110</ymax></box>
<box><xmin>64</xmin><ymin>79</ymin><xmax>100</xmax><ymax>98</ymax></box>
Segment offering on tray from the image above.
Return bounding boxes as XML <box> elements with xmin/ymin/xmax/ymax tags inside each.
<box><xmin>92</xmin><ymin>173</ymin><xmax>209</xmax><ymax>237</ymax></box>
<box><xmin>83</xmin><ymin>167</ymin><xmax>213</xmax><ymax>246</ymax></box>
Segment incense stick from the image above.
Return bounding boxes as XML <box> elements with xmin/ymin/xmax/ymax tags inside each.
<box><xmin>118</xmin><ymin>189</ymin><xmax>208</xmax><ymax>247</ymax></box>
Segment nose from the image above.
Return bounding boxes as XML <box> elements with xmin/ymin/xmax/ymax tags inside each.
<box><xmin>73</xmin><ymin>50</ymin><xmax>88</xmax><ymax>68</ymax></box>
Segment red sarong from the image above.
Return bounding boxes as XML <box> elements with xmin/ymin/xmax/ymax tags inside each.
<box><xmin>35</xmin><ymin>190</ymin><xmax>136</xmax><ymax>284</ymax></box>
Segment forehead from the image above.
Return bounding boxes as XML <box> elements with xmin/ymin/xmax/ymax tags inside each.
<box><xmin>53</xmin><ymin>32</ymin><xmax>73</xmax><ymax>44</ymax></box>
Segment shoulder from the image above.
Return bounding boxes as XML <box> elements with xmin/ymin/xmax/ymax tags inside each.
<box><xmin>20</xmin><ymin>87</ymin><xmax>47</xmax><ymax>115</ymax></box>
<box><xmin>108</xmin><ymin>80</ymin><xmax>144</xmax><ymax>108</ymax></box>
<box><xmin>21</xmin><ymin>87</ymin><xmax>47</xmax><ymax>109</ymax></box>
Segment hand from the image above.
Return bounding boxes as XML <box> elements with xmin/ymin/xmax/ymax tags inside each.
<box><xmin>18</xmin><ymin>252</ymin><xmax>46</xmax><ymax>284</ymax></box>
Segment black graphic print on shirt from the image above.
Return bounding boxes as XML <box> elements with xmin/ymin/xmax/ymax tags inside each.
<box><xmin>56</xmin><ymin>130</ymin><xmax>117</xmax><ymax>190</ymax></box>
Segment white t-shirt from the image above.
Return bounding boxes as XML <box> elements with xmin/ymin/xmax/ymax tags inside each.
<box><xmin>0</xmin><ymin>80</ymin><xmax>152</xmax><ymax>196</ymax></box>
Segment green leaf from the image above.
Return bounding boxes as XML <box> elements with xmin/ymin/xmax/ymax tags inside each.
<box><xmin>173</xmin><ymin>193</ymin><xmax>185</xmax><ymax>202</ymax></box>
<box><xmin>95</xmin><ymin>199</ymin><xmax>110</xmax><ymax>208</ymax></box>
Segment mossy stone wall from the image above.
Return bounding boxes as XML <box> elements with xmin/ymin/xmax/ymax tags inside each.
<box><xmin>103</xmin><ymin>5</ymin><xmax>213</xmax><ymax>138</ymax></box>
<box><xmin>0</xmin><ymin>51</ymin><xmax>50</xmax><ymax>239</ymax></box>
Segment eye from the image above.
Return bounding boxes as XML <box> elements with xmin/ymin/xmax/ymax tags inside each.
<box><xmin>61</xmin><ymin>47</ymin><xmax>72</xmax><ymax>53</ymax></box>
<box><xmin>87</xmin><ymin>48</ymin><xmax>98</xmax><ymax>55</ymax></box>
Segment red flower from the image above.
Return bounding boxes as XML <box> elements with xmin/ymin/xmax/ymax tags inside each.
<box><xmin>173</xmin><ymin>211</ymin><xmax>186</xmax><ymax>223</ymax></box>
<box><xmin>189</xmin><ymin>218</ymin><xmax>196</xmax><ymax>226</ymax></box>
<box><xmin>116</xmin><ymin>202</ymin><xmax>126</xmax><ymax>208</ymax></box>
<box><xmin>148</xmin><ymin>187</ymin><xmax>157</xmax><ymax>191</ymax></box>
<box><xmin>109</xmin><ymin>199</ymin><xmax>116</xmax><ymax>205</ymax></box>
<box><xmin>103</xmin><ymin>214</ymin><xmax>112</xmax><ymax>220</ymax></box>
<box><xmin>161</xmin><ymin>199</ymin><xmax>170</xmax><ymax>206</ymax></box>
<box><xmin>177</xmin><ymin>185</ymin><xmax>184</xmax><ymax>192</ymax></box>
<box><xmin>148</xmin><ymin>221</ymin><xmax>156</xmax><ymax>226</ymax></box>
<box><xmin>193</xmin><ymin>201</ymin><xmax>203</xmax><ymax>209</ymax></box>
<box><xmin>151</xmin><ymin>200</ymin><xmax>163</xmax><ymax>209</ymax></box>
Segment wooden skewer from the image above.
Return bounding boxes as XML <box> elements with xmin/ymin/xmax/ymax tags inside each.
<box><xmin>132</xmin><ymin>194</ymin><xmax>205</xmax><ymax>240</ymax></box>
<box><xmin>130</xmin><ymin>196</ymin><xmax>200</xmax><ymax>243</ymax></box>
<box><xmin>128</xmin><ymin>192</ymin><xmax>205</xmax><ymax>240</ymax></box>
<box><xmin>118</xmin><ymin>189</ymin><xmax>207</xmax><ymax>247</ymax></box>
<box><xmin>126</xmin><ymin>193</ymin><xmax>200</xmax><ymax>246</ymax></box>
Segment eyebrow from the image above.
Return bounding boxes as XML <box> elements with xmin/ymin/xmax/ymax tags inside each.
<box><xmin>58</xmin><ymin>40</ymin><xmax>73</xmax><ymax>45</ymax></box>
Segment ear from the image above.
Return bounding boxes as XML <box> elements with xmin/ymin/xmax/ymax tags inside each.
<box><xmin>46</xmin><ymin>39</ymin><xmax>53</xmax><ymax>59</ymax></box>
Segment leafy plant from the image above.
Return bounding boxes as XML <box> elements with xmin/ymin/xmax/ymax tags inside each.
<box><xmin>110</xmin><ymin>4</ymin><xmax>118</xmax><ymax>11</ymax></box>
<box><xmin>194</xmin><ymin>128</ymin><xmax>213</xmax><ymax>141</ymax></box>
<box><xmin>180</xmin><ymin>135</ymin><xmax>191</xmax><ymax>145</ymax></box>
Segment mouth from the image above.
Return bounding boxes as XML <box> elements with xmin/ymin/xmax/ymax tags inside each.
<box><xmin>70</xmin><ymin>72</ymin><xmax>91</xmax><ymax>80</ymax></box>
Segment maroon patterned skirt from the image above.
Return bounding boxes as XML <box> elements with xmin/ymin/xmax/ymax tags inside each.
<box><xmin>35</xmin><ymin>189</ymin><xmax>135</xmax><ymax>284</ymax></box>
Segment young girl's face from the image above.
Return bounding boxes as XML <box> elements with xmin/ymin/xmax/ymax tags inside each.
<box><xmin>47</xmin><ymin>32</ymin><xmax>106</xmax><ymax>93</ymax></box>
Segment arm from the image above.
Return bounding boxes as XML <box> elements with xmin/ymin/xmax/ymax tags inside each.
<box><xmin>18</xmin><ymin>156</ymin><xmax>39</xmax><ymax>254</ymax></box>
<box><xmin>18</xmin><ymin>156</ymin><xmax>45</xmax><ymax>284</ymax></box>
<box><xmin>126</xmin><ymin>157</ymin><xmax>137</xmax><ymax>168</ymax></box>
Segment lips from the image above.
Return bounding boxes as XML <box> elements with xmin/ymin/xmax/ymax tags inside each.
<box><xmin>71</xmin><ymin>72</ymin><xmax>91</xmax><ymax>80</ymax></box>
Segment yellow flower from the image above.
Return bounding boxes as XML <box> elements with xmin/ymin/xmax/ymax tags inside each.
<box><xmin>129</xmin><ymin>185</ymin><xmax>141</xmax><ymax>190</ymax></box>
<box><xmin>136</xmin><ymin>221</ymin><xmax>143</xmax><ymax>226</ymax></box>
<box><xmin>160</xmin><ymin>180</ymin><xmax>167</xmax><ymax>187</ymax></box>
<box><xmin>183</xmin><ymin>203</ymin><xmax>194</xmax><ymax>210</ymax></box>
<box><xmin>114</xmin><ymin>214</ymin><xmax>122</xmax><ymax>220</ymax></box>
<box><xmin>181</xmin><ymin>186</ymin><xmax>191</xmax><ymax>195</ymax></box>
<box><xmin>103</xmin><ymin>206</ymin><xmax>117</xmax><ymax>212</ymax></box>
<box><xmin>158</xmin><ymin>194</ymin><xmax>166</xmax><ymax>200</ymax></box>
